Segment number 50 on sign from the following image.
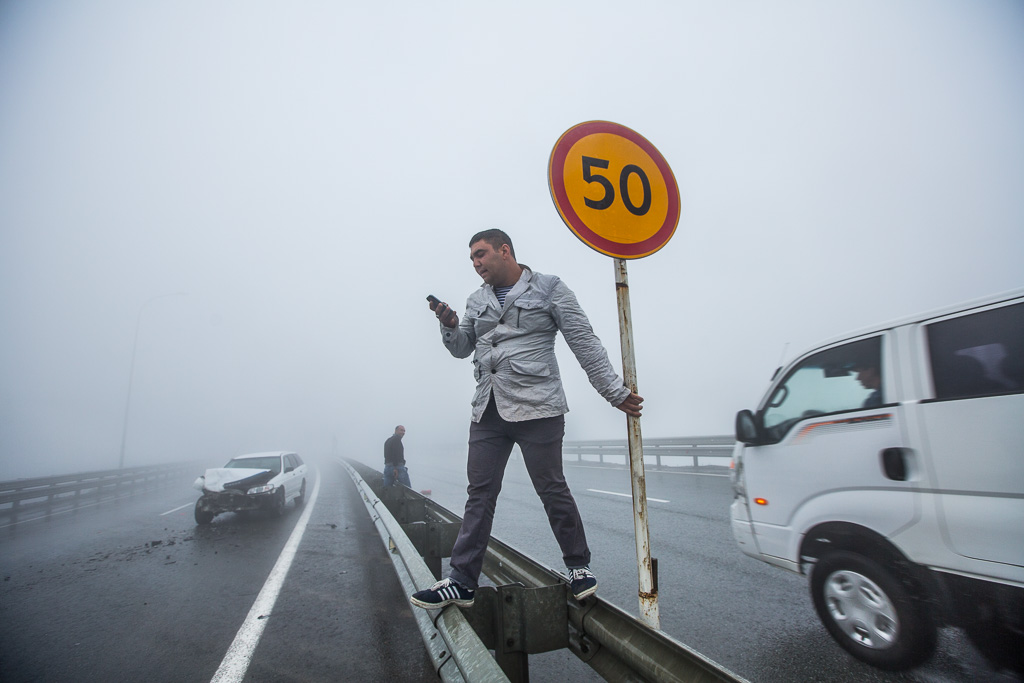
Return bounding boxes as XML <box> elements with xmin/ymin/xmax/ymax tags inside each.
<box><xmin>548</xmin><ymin>121</ymin><xmax>680</xmax><ymax>259</ymax></box>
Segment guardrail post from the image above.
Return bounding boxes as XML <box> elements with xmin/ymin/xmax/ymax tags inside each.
<box><xmin>459</xmin><ymin>584</ymin><xmax>570</xmax><ymax>682</ymax></box>
<box><xmin>402</xmin><ymin>521</ymin><xmax>461</xmax><ymax>580</ymax></box>
<box><xmin>380</xmin><ymin>486</ymin><xmax>427</xmax><ymax>524</ymax></box>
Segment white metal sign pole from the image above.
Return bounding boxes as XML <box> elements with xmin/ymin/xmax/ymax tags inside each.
<box><xmin>614</xmin><ymin>257</ymin><xmax>660</xmax><ymax>629</ymax></box>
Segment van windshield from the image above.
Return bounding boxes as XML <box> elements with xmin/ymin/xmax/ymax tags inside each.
<box><xmin>762</xmin><ymin>336</ymin><xmax>883</xmax><ymax>443</ymax></box>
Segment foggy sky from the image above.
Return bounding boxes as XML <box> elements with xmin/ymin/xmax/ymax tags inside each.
<box><xmin>1</xmin><ymin>1</ymin><xmax>1022</xmax><ymax>480</ymax></box>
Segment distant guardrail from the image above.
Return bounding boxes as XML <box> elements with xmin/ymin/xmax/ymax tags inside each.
<box><xmin>0</xmin><ymin>463</ymin><xmax>198</xmax><ymax>516</ymax></box>
<box><xmin>563</xmin><ymin>436</ymin><xmax>735</xmax><ymax>468</ymax></box>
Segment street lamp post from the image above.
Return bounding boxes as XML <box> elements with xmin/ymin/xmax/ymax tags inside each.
<box><xmin>118</xmin><ymin>292</ymin><xmax>187</xmax><ymax>469</ymax></box>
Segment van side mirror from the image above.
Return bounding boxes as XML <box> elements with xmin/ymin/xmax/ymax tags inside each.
<box><xmin>735</xmin><ymin>410</ymin><xmax>761</xmax><ymax>445</ymax></box>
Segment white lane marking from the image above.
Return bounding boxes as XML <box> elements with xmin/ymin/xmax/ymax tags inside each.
<box><xmin>210</xmin><ymin>470</ymin><xmax>321</xmax><ymax>683</ymax></box>
<box><xmin>160</xmin><ymin>502</ymin><xmax>193</xmax><ymax>516</ymax></box>
<box><xmin>568</xmin><ymin>464</ymin><xmax>728</xmax><ymax>478</ymax></box>
<box><xmin>587</xmin><ymin>488</ymin><xmax>669</xmax><ymax>503</ymax></box>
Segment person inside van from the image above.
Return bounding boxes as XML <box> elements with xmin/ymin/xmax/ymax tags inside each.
<box><xmin>852</xmin><ymin>361</ymin><xmax>882</xmax><ymax>408</ymax></box>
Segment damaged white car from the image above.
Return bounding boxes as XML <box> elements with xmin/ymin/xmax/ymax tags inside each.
<box><xmin>193</xmin><ymin>451</ymin><xmax>307</xmax><ymax>525</ymax></box>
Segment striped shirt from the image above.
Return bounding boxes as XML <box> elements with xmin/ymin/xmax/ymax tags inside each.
<box><xmin>494</xmin><ymin>284</ymin><xmax>514</xmax><ymax>307</ymax></box>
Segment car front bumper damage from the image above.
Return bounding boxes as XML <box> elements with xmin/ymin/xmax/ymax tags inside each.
<box><xmin>195</xmin><ymin>488</ymin><xmax>279</xmax><ymax>516</ymax></box>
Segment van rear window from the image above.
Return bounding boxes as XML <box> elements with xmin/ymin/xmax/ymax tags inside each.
<box><xmin>927</xmin><ymin>302</ymin><xmax>1024</xmax><ymax>400</ymax></box>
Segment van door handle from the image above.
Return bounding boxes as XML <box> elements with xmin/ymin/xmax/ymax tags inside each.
<box><xmin>881</xmin><ymin>448</ymin><xmax>911</xmax><ymax>481</ymax></box>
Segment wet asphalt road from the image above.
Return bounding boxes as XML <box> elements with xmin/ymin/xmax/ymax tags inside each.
<box><xmin>1</xmin><ymin>456</ymin><xmax>1018</xmax><ymax>683</ymax></box>
<box><xmin>0</xmin><ymin>462</ymin><xmax>436</xmax><ymax>683</ymax></box>
<box><xmin>417</xmin><ymin>455</ymin><xmax>1020</xmax><ymax>683</ymax></box>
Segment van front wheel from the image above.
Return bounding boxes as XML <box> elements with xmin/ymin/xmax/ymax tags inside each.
<box><xmin>811</xmin><ymin>551</ymin><xmax>936</xmax><ymax>670</ymax></box>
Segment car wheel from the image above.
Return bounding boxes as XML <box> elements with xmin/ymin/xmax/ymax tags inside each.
<box><xmin>810</xmin><ymin>550</ymin><xmax>936</xmax><ymax>670</ymax></box>
<box><xmin>274</xmin><ymin>488</ymin><xmax>287</xmax><ymax>517</ymax></box>
<box><xmin>194</xmin><ymin>499</ymin><xmax>214</xmax><ymax>525</ymax></box>
<box><xmin>294</xmin><ymin>479</ymin><xmax>306</xmax><ymax>507</ymax></box>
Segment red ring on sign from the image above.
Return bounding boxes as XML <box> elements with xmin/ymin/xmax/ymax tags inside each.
<box><xmin>548</xmin><ymin>121</ymin><xmax>680</xmax><ymax>259</ymax></box>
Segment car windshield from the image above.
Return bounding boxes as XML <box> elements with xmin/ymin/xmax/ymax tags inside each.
<box><xmin>224</xmin><ymin>456</ymin><xmax>281</xmax><ymax>474</ymax></box>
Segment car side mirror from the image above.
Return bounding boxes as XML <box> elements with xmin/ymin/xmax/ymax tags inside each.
<box><xmin>285</xmin><ymin>466</ymin><xmax>294</xmax><ymax>473</ymax></box>
<box><xmin>735</xmin><ymin>409</ymin><xmax>761</xmax><ymax>446</ymax></box>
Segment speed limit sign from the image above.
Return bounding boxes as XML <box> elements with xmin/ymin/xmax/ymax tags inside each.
<box><xmin>548</xmin><ymin>121</ymin><xmax>680</xmax><ymax>259</ymax></box>
<box><xmin>548</xmin><ymin>120</ymin><xmax>680</xmax><ymax>627</ymax></box>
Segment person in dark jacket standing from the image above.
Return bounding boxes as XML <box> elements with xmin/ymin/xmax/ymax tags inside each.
<box><xmin>383</xmin><ymin>425</ymin><xmax>411</xmax><ymax>488</ymax></box>
<box><xmin>411</xmin><ymin>229</ymin><xmax>643</xmax><ymax>611</ymax></box>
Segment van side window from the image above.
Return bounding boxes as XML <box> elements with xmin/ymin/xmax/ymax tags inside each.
<box><xmin>761</xmin><ymin>336</ymin><xmax>883</xmax><ymax>443</ymax></box>
<box><xmin>927</xmin><ymin>302</ymin><xmax>1023</xmax><ymax>400</ymax></box>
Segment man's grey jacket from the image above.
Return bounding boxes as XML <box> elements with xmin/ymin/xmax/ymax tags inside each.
<box><xmin>440</xmin><ymin>266</ymin><xmax>630</xmax><ymax>422</ymax></box>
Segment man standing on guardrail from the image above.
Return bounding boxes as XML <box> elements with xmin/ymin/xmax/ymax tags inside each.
<box><xmin>383</xmin><ymin>425</ymin><xmax>411</xmax><ymax>488</ymax></box>
<box><xmin>412</xmin><ymin>229</ymin><xmax>643</xmax><ymax>610</ymax></box>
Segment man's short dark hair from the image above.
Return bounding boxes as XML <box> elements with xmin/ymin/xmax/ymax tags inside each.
<box><xmin>469</xmin><ymin>229</ymin><xmax>515</xmax><ymax>259</ymax></box>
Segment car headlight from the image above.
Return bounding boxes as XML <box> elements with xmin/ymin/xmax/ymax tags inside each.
<box><xmin>247</xmin><ymin>484</ymin><xmax>276</xmax><ymax>495</ymax></box>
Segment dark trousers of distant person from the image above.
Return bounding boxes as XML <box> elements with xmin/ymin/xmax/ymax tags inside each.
<box><xmin>448</xmin><ymin>398</ymin><xmax>591</xmax><ymax>590</ymax></box>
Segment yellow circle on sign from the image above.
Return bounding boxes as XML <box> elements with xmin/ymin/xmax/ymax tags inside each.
<box><xmin>562</xmin><ymin>133</ymin><xmax>670</xmax><ymax>245</ymax></box>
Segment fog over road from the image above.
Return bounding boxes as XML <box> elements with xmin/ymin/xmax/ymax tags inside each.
<box><xmin>1</xmin><ymin>457</ymin><xmax>1016</xmax><ymax>682</ymax></box>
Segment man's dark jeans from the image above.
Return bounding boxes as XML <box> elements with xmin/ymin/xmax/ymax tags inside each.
<box><xmin>383</xmin><ymin>464</ymin><xmax>411</xmax><ymax>488</ymax></box>
<box><xmin>449</xmin><ymin>400</ymin><xmax>590</xmax><ymax>590</ymax></box>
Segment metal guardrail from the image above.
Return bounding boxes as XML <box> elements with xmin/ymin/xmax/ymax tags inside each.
<box><xmin>563</xmin><ymin>436</ymin><xmax>735</xmax><ymax>468</ymax></box>
<box><xmin>0</xmin><ymin>462</ymin><xmax>198</xmax><ymax>516</ymax></box>
<box><xmin>341</xmin><ymin>459</ymin><xmax>510</xmax><ymax>683</ymax></box>
<box><xmin>343</xmin><ymin>457</ymin><xmax>749</xmax><ymax>683</ymax></box>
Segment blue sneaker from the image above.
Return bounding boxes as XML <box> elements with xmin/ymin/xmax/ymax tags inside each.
<box><xmin>569</xmin><ymin>567</ymin><xmax>598</xmax><ymax>600</ymax></box>
<box><xmin>410</xmin><ymin>578</ymin><xmax>475</xmax><ymax>609</ymax></box>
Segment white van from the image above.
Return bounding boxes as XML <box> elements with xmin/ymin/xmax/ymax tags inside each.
<box><xmin>730</xmin><ymin>289</ymin><xmax>1023</xmax><ymax>673</ymax></box>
